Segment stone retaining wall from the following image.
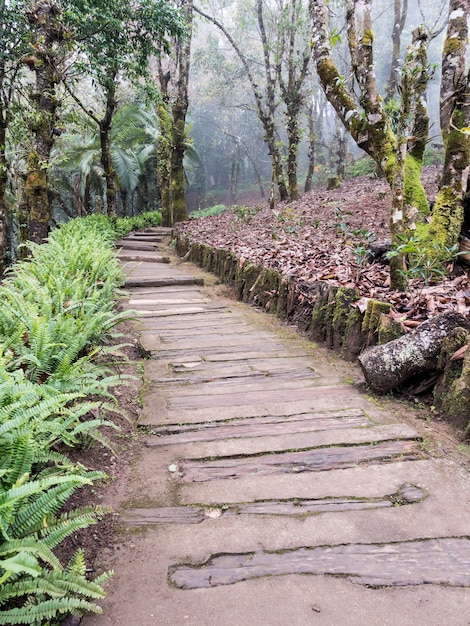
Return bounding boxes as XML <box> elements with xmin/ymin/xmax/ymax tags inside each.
<box><xmin>175</xmin><ymin>235</ymin><xmax>403</xmax><ymax>360</ymax></box>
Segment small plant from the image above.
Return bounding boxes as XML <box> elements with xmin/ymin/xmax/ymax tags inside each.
<box><xmin>387</xmin><ymin>235</ymin><xmax>461</xmax><ymax>286</ymax></box>
<box><xmin>345</xmin><ymin>156</ymin><xmax>375</xmax><ymax>178</ymax></box>
<box><xmin>331</xmin><ymin>206</ymin><xmax>352</xmax><ymax>238</ymax></box>
<box><xmin>232</xmin><ymin>204</ymin><xmax>259</xmax><ymax>224</ymax></box>
<box><xmin>190</xmin><ymin>204</ymin><xmax>226</xmax><ymax>219</ymax></box>
<box><xmin>272</xmin><ymin>207</ymin><xmax>305</xmax><ymax>235</ymax></box>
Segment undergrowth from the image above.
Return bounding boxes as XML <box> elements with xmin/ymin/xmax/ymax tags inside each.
<box><xmin>0</xmin><ymin>212</ymin><xmax>156</xmax><ymax>624</ymax></box>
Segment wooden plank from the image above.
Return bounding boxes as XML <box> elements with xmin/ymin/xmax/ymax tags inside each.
<box><xmin>137</xmin><ymin>306</ymin><xmax>228</xmax><ymax>318</ymax></box>
<box><xmin>119</xmin><ymin>485</ymin><xmax>426</xmax><ymax>526</ymax></box>
<box><xmin>152</xmin><ymin>366</ymin><xmax>318</xmax><ymax>386</ymax></box>
<box><xmin>169</xmin><ymin>537</ymin><xmax>470</xmax><ymax>589</ymax></box>
<box><xmin>145</xmin><ymin>409</ymin><xmax>372</xmax><ymax>446</ymax></box>
<box><xmin>179</xmin><ymin>439</ymin><xmax>423</xmax><ymax>482</ymax></box>
<box><xmin>117</xmin><ymin>241</ymin><xmax>157</xmax><ymax>251</ymax></box>
<box><xmin>125</xmin><ymin>277</ymin><xmax>204</xmax><ymax>288</ymax></box>
<box><xmin>168</xmin><ymin>384</ymin><xmax>354</xmax><ymax>410</ymax></box>
<box><xmin>122</xmin><ymin>235</ymin><xmax>164</xmax><ymax>242</ymax></box>
<box><xmin>121</xmin><ymin>507</ymin><xmax>204</xmax><ymax>525</ymax></box>
<box><xmin>150</xmin><ymin>343</ymin><xmax>289</xmax><ymax>359</ymax></box>
<box><xmin>119</xmin><ymin>255</ymin><xmax>170</xmax><ymax>263</ymax></box>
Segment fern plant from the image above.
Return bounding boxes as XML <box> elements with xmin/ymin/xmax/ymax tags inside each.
<box><xmin>0</xmin><ymin>432</ymin><xmax>112</xmax><ymax>625</ymax></box>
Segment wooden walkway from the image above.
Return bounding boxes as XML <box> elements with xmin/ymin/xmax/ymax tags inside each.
<box><xmin>83</xmin><ymin>230</ymin><xmax>470</xmax><ymax>626</ymax></box>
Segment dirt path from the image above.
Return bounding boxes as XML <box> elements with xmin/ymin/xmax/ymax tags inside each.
<box><xmin>82</xmin><ymin>231</ymin><xmax>470</xmax><ymax>626</ymax></box>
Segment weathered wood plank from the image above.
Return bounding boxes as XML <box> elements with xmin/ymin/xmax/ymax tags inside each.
<box><xmin>125</xmin><ymin>277</ymin><xmax>204</xmax><ymax>288</ymax></box>
<box><xmin>136</xmin><ymin>306</ymin><xmax>228</xmax><ymax>318</ymax></box>
<box><xmin>168</xmin><ymin>385</ymin><xmax>354</xmax><ymax>410</ymax></box>
<box><xmin>179</xmin><ymin>439</ymin><xmax>423</xmax><ymax>482</ymax></box>
<box><xmin>151</xmin><ymin>344</ymin><xmax>290</xmax><ymax>359</ymax></box>
<box><xmin>121</xmin><ymin>507</ymin><xmax>204</xmax><ymax>525</ymax></box>
<box><xmin>118</xmin><ymin>255</ymin><xmax>170</xmax><ymax>263</ymax></box>
<box><xmin>169</xmin><ymin>537</ymin><xmax>470</xmax><ymax>589</ymax></box>
<box><xmin>119</xmin><ymin>484</ymin><xmax>426</xmax><ymax>526</ymax></box>
<box><xmin>145</xmin><ymin>409</ymin><xmax>372</xmax><ymax>446</ymax></box>
<box><xmin>152</xmin><ymin>366</ymin><xmax>318</xmax><ymax>386</ymax></box>
<box><xmin>117</xmin><ymin>241</ymin><xmax>157</xmax><ymax>251</ymax></box>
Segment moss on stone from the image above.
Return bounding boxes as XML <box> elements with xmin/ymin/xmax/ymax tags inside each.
<box><xmin>378</xmin><ymin>314</ymin><xmax>404</xmax><ymax>344</ymax></box>
<box><xmin>249</xmin><ymin>269</ymin><xmax>281</xmax><ymax>311</ymax></box>
<box><xmin>331</xmin><ymin>287</ymin><xmax>360</xmax><ymax>351</ymax></box>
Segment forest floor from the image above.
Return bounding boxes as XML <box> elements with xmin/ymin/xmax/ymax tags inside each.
<box><xmin>179</xmin><ymin>165</ymin><xmax>470</xmax><ymax>328</ymax></box>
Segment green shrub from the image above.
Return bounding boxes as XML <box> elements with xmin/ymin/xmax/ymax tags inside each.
<box><xmin>345</xmin><ymin>157</ymin><xmax>375</xmax><ymax>178</ymax></box>
<box><xmin>0</xmin><ymin>214</ymin><xmax>141</xmax><ymax>623</ymax></box>
<box><xmin>189</xmin><ymin>204</ymin><xmax>226</xmax><ymax>219</ymax></box>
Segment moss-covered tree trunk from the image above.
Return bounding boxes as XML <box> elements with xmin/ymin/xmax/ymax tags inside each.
<box><xmin>304</xmin><ymin>102</ymin><xmax>315</xmax><ymax>193</ymax></box>
<box><xmin>25</xmin><ymin>0</ymin><xmax>63</xmax><ymax>245</ymax></box>
<box><xmin>428</xmin><ymin>0</ymin><xmax>470</xmax><ymax>250</ymax></box>
<box><xmin>99</xmin><ymin>78</ymin><xmax>117</xmax><ymax>218</ymax></box>
<box><xmin>170</xmin><ymin>99</ymin><xmax>188</xmax><ymax>224</ymax></box>
<box><xmin>155</xmin><ymin>0</ymin><xmax>192</xmax><ymax>226</ymax></box>
<box><xmin>0</xmin><ymin>62</ymin><xmax>7</xmax><ymax>273</ymax></box>
<box><xmin>310</xmin><ymin>0</ymin><xmax>431</xmax><ymax>272</ymax></box>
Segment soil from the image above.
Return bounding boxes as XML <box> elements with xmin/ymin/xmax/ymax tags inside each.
<box><xmin>54</xmin><ymin>323</ymin><xmax>144</xmax><ymax>574</ymax></box>
<box><xmin>178</xmin><ymin>166</ymin><xmax>470</xmax><ymax>326</ymax></box>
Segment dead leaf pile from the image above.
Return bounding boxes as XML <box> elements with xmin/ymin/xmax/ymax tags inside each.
<box><xmin>178</xmin><ymin>167</ymin><xmax>470</xmax><ymax>326</ymax></box>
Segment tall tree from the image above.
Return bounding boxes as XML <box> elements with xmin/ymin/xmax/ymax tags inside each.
<box><xmin>24</xmin><ymin>0</ymin><xmax>66</xmax><ymax>244</ymax></box>
<box><xmin>156</xmin><ymin>0</ymin><xmax>193</xmax><ymax>226</ymax></box>
<box><xmin>427</xmin><ymin>0</ymin><xmax>470</xmax><ymax>250</ymax></box>
<box><xmin>385</xmin><ymin>0</ymin><xmax>408</xmax><ymax>102</ymax></box>
<box><xmin>0</xmin><ymin>0</ymin><xmax>28</xmax><ymax>265</ymax></box>
<box><xmin>310</xmin><ymin>0</ymin><xmax>433</xmax><ymax>288</ymax></box>
<box><xmin>65</xmin><ymin>0</ymin><xmax>184</xmax><ymax>217</ymax></box>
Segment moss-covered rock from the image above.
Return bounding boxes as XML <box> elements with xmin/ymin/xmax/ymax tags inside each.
<box><xmin>362</xmin><ymin>299</ymin><xmax>392</xmax><ymax>347</ymax></box>
<box><xmin>378</xmin><ymin>314</ymin><xmax>404</xmax><ymax>344</ymax></box>
<box><xmin>332</xmin><ymin>287</ymin><xmax>360</xmax><ymax>352</ymax></box>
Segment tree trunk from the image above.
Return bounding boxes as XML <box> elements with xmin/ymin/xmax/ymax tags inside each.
<box><xmin>0</xmin><ymin>75</ymin><xmax>7</xmax><ymax>273</ymax></box>
<box><xmin>385</xmin><ymin>0</ymin><xmax>408</xmax><ymax>102</ymax></box>
<box><xmin>155</xmin><ymin>0</ymin><xmax>192</xmax><ymax>226</ymax></box>
<box><xmin>428</xmin><ymin>0</ymin><xmax>470</xmax><ymax>250</ymax></box>
<box><xmin>389</xmin><ymin>27</ymin><xmax>431</xmax><ymax>291</ymax></box>
<box><xmin>358</xmin><ymin>312</ymin><xmax>470</xmax><ymax>393</ymax></box>
<box><xmin>25</xmin><ymin>0</ymin><xmax>63</xmax><ymax>244</ymax></box>
<box><xmin>304</xmin><ymin>103</ymin><xmax>315</xmax><ymax>193</ymax></box>
<box><xmin>170</xmin><ymin>101</ymin><xmax>188</xmax><ymax>224</ymax></box>
<box><xmin>100</xmin><ymin>79</ymin><xmax>117</xmax><ymax>217</ymax></box>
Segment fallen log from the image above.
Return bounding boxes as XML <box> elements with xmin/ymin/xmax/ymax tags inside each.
<box><xmin>358</xmin><ymin>311</ymin><xmax>470</xmax><ymax>393</ymax></box>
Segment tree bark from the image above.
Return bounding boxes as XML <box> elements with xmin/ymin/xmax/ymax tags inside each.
<box><xmin>155</xmin><ymin>0</ymin><xmax>192</xmax><ymax>226</ymax></box>
<box><xmin>99</xmin><ymin>78</ymin><xmax>117</xmax><ymax>217</ymax></box>
<box><xmin>385</xmin><ymin>0</ymin><xmax>408</xmax><ymax>102</ymax></box>
<box><xmin>304</xmin><ymin>103</ymin><xmax>315</xmax><ymax>193</ymax></box>
<box><xmin>358</xmin><ymin>312</ymin><xmax>470</xmax><ymax>393</ymax></box>
<box><xmin>25</xmin><ymin>0</ymin><xmax>63</xmax><ymax>245</ymax></box>
<box><xmin>428</xmin><ymin>0</ymin><xmax>470</xmax><ymax>250</ymax></box>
